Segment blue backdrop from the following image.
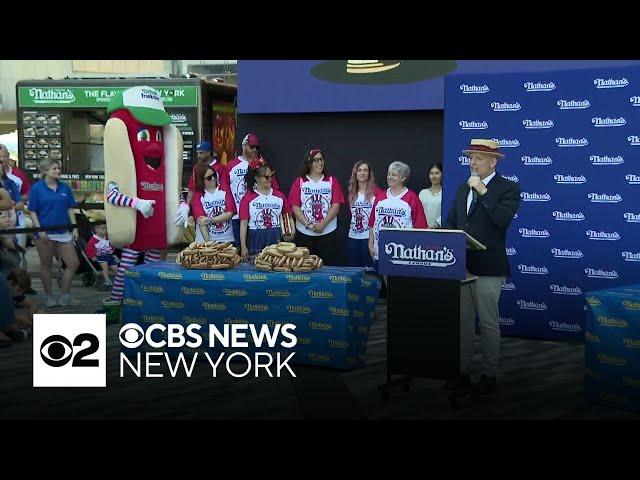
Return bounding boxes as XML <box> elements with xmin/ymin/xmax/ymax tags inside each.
<box><xmin>443</xmin><ymin>65</ymin><xmax>640</xmax><ymax>340</ymax></box>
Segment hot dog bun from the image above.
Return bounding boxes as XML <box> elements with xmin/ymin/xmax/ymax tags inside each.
<box><xmin>163</xmin><ymin>124</ymin><xmax>184</xmax><ymax>246</ymax></box>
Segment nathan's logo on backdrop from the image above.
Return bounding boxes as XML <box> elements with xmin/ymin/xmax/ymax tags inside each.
<box><xmin>553</xmin><ymin>211</ymin><xmax>585</xmax><ymax>222</ymax></box>
<box><xmin>506</xmin><ymin>247</ymin><xmax>517</xmax><ymax>256</ymax></box>
<box><xmin>549</xmin><ymin>321</ymin><xmax>582</xmax><ymax>332</ymax></box>
<box><xmin>554</xmin><ymin>174</ymin><xmax>586</xmax><ymax>184</ymax></box>
<box><xmin>460</xmin><ymin>84</ymin><xmax>490</xmax><ymax>94</ymax></box>
<box><xmin>180</xmin><ymin>287</ymin><xmax>204</xmax><ymax>295</ymax></box>
<box><xmin>29</xmin><ymin>88</ymin><xmax>76</xmax><ymax>104</ymax></box>
<box><xmin>586</xmin><ymin>230</ymin><xmax>621</xmax><ymax>241</ymax></box>
<box><xmin>383</xmin><ymin>242</ymin><xmax>456</xmax><ymax>267</ymax></box>
<box><xmin>630</xmin><ymin>96</ymin><xmax>640</xmax><ymax>106</ymax></box>
<box><xmin>590</xmin><ymin>155</ymin><xmax>624</xmax><ymax>165</ymax></box>
<box><xmin>588</xmin><ymin>193</ymin><xmax>622</xmax><ymax>203</ymax></box>
<box><xmin>499</xmin><ymin>317</ymin><xmax>515</xmax><ymax>326</ymax></box>
<box><xmin>627</xmin><ymin>135</ymin><xmax>640</xmax><ymax>146</ymax></box>
<box><xmin>624</xmin><ymin>338</ymin><xmax>640</xmax><ymax>349</ymax></box>
<box><xmin>591</xmin><ymin>116</ymin><xmax>627</xmax><ymax>127</ymax></box>
<box><xmin>623</xmin><ymin>300</ymin><xmax>640</xmax><ymax>311</ymax></box>
<box><xmin>624</xmin><ymin>212</ymin><xmax>640</xmax><ymax>223</ymax></box>
<box><xmin>557</xmin><ymin>99</ymin><xmax>590</xmax><ymax>109</ymax></box>
<box><xmin>517</xmin><ymin>299</ymin><xmax>547</xmax><ymax>311</ymax></box>
<box><xmin>556</xmin><ymin>137</ymin><xmax>588</xmax><ymax>147</ymax></box>
<box><xmin>622</xmin><ymin>251</ymin><xmax>640</xmax><ymax>262</ymax></box>
<box><xmin>550</xmin><ymin>284</ymin><xmax>582</xmax><ymax>296</ymax></box>
<box><xmin>594</xmin><ymin>77</ymin><xmax>629</xmax><ymax>89</ymax></box>
<box><xmin>501</xmin><ymin>282</ymin><xmax>516</xmax><ymax>291</ymax></box>
<box><xmin>288</xmin><ymin>305</ymin><xmax>311</xmax><ymax>314</ymax></box>
<box><xmin>502</xmin><ymin>174</ymin><xmax>519</xmax><ymax>183</ymax></box>
<box><xmin>518</xmin><ymin>264</ymin><xmax>549</xmax><ymax>275</ymax></box>
<box><xmin>598</xmin><ymin>354</ymin><xmax>628</xmax><ymax>366</ymax></box>
<box><xmin>625</xmin><ymin>174</ymin><xmax>640</xmax><ymax>185</ymax></box>
<box><xmin>524</xmin><ymin>81</ymin><xmax>556</xmax><ymax>92</ymax></box>
<box><xmin>585</xmin><ymin>332</ymin><xmax>600</xmax><ymax>343</ymax></box>
<box><xmin>585</xmin><ymin>268</ymin><xmax>619</xmax><ymax>279</ymax></box>
<box><xmin>520</xmin><ymin>192</ymin><xmax>551</xmax><ymax>202</ymax></box>
<box><xmin>458</xmin><ymin>156</ymin><xmax>470</xmax><ymax>166</ymax></box>
<box><xmin>586</xmin><ymin>296</ymin><xmax>601</xmax><ymax>306</ymax></box>
<box><xmin>522</xmin><ymin>119</ymin><xmax>554</xmax><ymax>129</ymax></box>
<box><xmin>491</xmin><ymin>101</ymin><xmax>521</xmax><ymax>112</ymax></box>
<box><xmin>492</xmin><ymin>138</ymin><xmax>520</xmax><ymax>148</ymax></box>
<box><xmin>598</xmin><ymin>316</ymin><xmax>629</xmax><ymax>328</ymax></box>
<box><xmin>459</xmin><ymin>120</ymin><xmax>488</xmax><ymax>130</ymax></box>
<box><xmin>552</xmin><ymin>248</ymin><xmax>583</xmax><ymax>259</ymax></box>
<box><xmin>519</xmin><ymin>227</ymin><xmax>550</xmax><ymax>238</ymax></box>
<box><xmin>521</xmin><ymin>155</ymin><xmax>553</xmax><ymax>166</ymax></box>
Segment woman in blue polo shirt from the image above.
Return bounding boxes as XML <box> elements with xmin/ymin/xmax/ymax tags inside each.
<box><xmin>29</xmin><ymin>159</ymin><xmax>80</xmax><ymax>308</ymax></box>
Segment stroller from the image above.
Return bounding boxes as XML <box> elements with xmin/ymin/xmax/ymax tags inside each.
<box><xmin>56</xmin><ymin>204</ymin><xmax>117</xmax><ymax>292</ymax></box>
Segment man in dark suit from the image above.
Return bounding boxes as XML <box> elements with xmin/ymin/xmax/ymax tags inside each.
<box><xmin>443</xmin><ymin>139</ymin><xmax>521</xmax><ymax>396</ymax></box>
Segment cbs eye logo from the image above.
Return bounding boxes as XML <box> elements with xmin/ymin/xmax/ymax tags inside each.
<box><xmin>33</xmin><ymin>314</ymin><xmax>106</xmax><ymax>387</ymax></box>
<box><xmin>40</xmin><ymin>333</ymin><xmax>100</xmax><ymax>367</ymax></box>
<box><xmin>119</xmin><ymin>324</ymin><xmax>145</xmax><ymax>348</ymax></box>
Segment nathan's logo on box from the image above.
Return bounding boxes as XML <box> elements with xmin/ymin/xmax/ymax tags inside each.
<box><xmin>491</xmin><ymin>101</ymin><xmax>521</xmax><ymax>112</ymax></box>
<box><xmin>585</xmin><ymin>332</ymin><xmax>600</xmax><ymax>343</ymax></box>
<box><xmin>161</xmin><ymin>300</ymin><xmax>184</xmax><ymax>309</ymax></box>
<box><xmin>625</xmin><ymin>174</ymin><xmax>640</xmax><ymax>185</ymax></box>
<box><xmin>459</xmin><ymin>84</ymin><xmax>489</xmax><ymax>94</ymax></box>
<box><xmin>202</xmin><ymin>302</ymin><xmax>226</xmax><ymax>311</ymax></box>
<box><xmin>518</xmin><ymin>264</ymin><xmax>549</xmax><ymax>275</ymax></box>
<box><xmin>506</xmin><ymin>247</ymin><xmax>517</xmax><ymax>256</ymax></box>
<box><xmin>384</xmin><ymin>242</ymin><xmax>456</xmax><ymax>267</ymax></box>
<box><xmin>588</xmin><ymin>193</ymin><xmax>622</xmax><ymax>203</ymax></box>
<box><xmin>556</xmin><ymin>137</ymin><xmax>588</xmax><ymax>147</ymax></box>
<box><xmin>586</xmin><ymin>296</ymin><xmax>601</xmax><ymax>306</ymax></box>
<box><xmin>29</xmin><ymin>87</ymin><xmax>76</xmax><ymax>103</ymax></box>
<box><xmin>307</xmin><ymin>353</ymin><xmax>331</xmax><ymax>363</ymax></box>
<box><xmin>521</xmin><ymin>155</ymin><xmax>553</xmax><ymax>166</ymax></box>
<box><xmin>557</xmin><ymin>99</ymin><xmax>590</xmax><ymax>109</ymax></box>
<box><xmin>550</xmin><ymin>284</ymin><xmax>582</xmax><ymax>296</ymax></box>
<box><xmin>242</xmin><ymin>274</ymin><xmax>268</xmax><ymax>282</ymax></box>
<box><xmin>141</xmin><ymin>314</ymin><xmax>165</xmax><ymax>323</ymax></box>
<box><xmin>348</xmin><ymin>293</ymin><xmax>360</xmax><ymax>302</ymax></box>
<box><xmin>328</xmin><ymin>339</ymin><xmax>349</xmax><ymax>349</ymax></box>
<box><xmin>122</xmin><ymin>298</ymin><xmax>143</xmax><ymax>307</ymax></box>
<box><xmin>502</xmin><ymin>174</ymin><xmax>519</xmax><ymax>183</ymax></box>
<box><xmin>244</xmin><ymin>304</ymin><xmax>269</xmax><ymax>312</ymax></box>
<box><xmin>517</xmin><ymin>299</ymin><xmax>547</xmax><ymax>311</ymax></box>
<box><xmin>458</xmin><ymin>155</ymin><xmax>470</xmax><ymax>165</ymax></box>
<box><xmin>590</xmin><ymin>155</ymin><xmax>624</xmax><ymax>165</ymax></box>
<box><xmin>124</xmin><ymin>270</ymin><xmax>140</xmax><ymax>278</ymax></box>
<box><xmin>594</xmin><ymin>77</ymin><xmax>629</xmax><ymax>89</ymax></box>
<box><xmin>266</xmin><ymin>289</ymin><xmax>291</xmax><ymax>297</ymax></box>
<box><xmin>597</xmin><ymin>353</ymin><xmax>628</xmax><ymax>366</ymax></box>
<box><xmin>288</xmin><ymin>305</ymin><xmax>311</xmax><ymax>314</ymax></box>
<box><xmin>549</xmin><ymin>321</ymin><xmax>582</xmax><ymax>332</ymax></box>
<box><xmin>329</xmin><ymin>275</ymin><xmax>352</xmax><ymax>284</ymax></box>
<box><xmin>200</xmin><ymin>273</ymin><xmax>225</xmax><ymax>281</ymax></box>
<box><xmin>524</xmin><ymin>81</ymin><xmax>556</xmax><ymax>92</ymax></box>
<box><xmin>520</xmin><ymin>192</ymin><xmax>551</xmax><ymax>202</ymax></box>
<box><xmin>296</xmin><ymin>337</ymin><xmax>311</xmax><ymax>345</ymax></box>
<box><xmin>141</xmin><ymin>284</ymin><xmax>163</xmax><ymax>294</ymax></box>
<box><xmin>492</xmin><ymin>138</ymin><xmax>520</xmax><ymax>148</ymax></box>
<box><xmin>553</xmin><ymin>211</ymin><xmax>585</xmax><ymax>221</ymax></box>
<box><xmin>623</xmin><ymin>300</ymin><xmax>640</xmax><ymax>311</ymax></box>
<box><xmin>286</xmin><ymin>274</ymin><xmax>311</xmax><ymax>283</ymax></box>
<box><xmin>592</xmin><ymin>116</ymin><xmax>627</xmax><ymax>127</ymax></box>
<box><xmin>623</xmin><ymin>377</ymin><xmax>640</xmax><ymax>389</ymax></box>
<box><xmin>627</xmin><ymin>135</ymin><xmax>640</xmax><ymax>146</ymax></box>
<box><xmin>183</xmin><ymin>316</ymin><xmax>207</xmax><ymax>325</ymax></box>
<box><xmin>554</xmin><ymin>174</ymin><xmax>586</xmax><ymax>184</ymax></box>
<box><xmin>308</xmin><ymin>321</ymin><xmax>332</xmax><ymax>331</ymax></box>
<box><xmin>622</xmin><ymin>251</ymin><xmax>640</xmax><ymax>262</ymax></box>
<box><xmin>586</xmin><ymin>230</ymin><xmax>621</xmax><ymax>241</ymax></box>
<box><xmin>223</xmin><ymin>288</ymin><xmax>248</xmax><ymax>297</ymax></box>
<box><xmin>597</xmin><ymin>316</ymin><xmax>628</xmax><ymax>328</ymax></box>
<box><xmin>600</xmin><ymin>392</ymin><xmax>629</xmax><ymax>405</ymax></box>
<box><xmin>499</xmin><ymin>316</ymin><xmax>515</xmax><ymax>326</ymax></box>
<box><xmin>624</xmin><ymin>338</ymin><xmax>640</xmax><ymax>349</ymax></box>
<box><xmin>552</xmin><ymin>248</ymin><xmax>583</xmax><ymax>259</ymax></box>
<box><xmin>501</xmin><ymin>282</ymin><xmax>516</xmax><ymax>291</ymax></box>
<box><xmin>459</xmin><ymin>120</ymin><xmax>488</xmax><ymax>130</ymax></box>
<box><xmin>519</xmin><ymin>227</ymin><xmax>550</xmax><ymax>238</ymax></box>
<box><xmin>181</xmin><ymin>287</ymin><xmax>204</xmax><ymax>295</ymax></box>
<box><xmin>329</xmin><ymin>307</ymin><xmax>350</xmax><ymax>317</ymax></box>
<box><xmin>585</xmin><ymin>368</ymin><xmax>600</xmax><ymax>380</ymax></box>
<box><xmin>309</xmin><ymin>290</ymin><xmax>334</xmax><ymax>299</ymax></box>
<box><xmin>624</xmin><ymin>212</ymin><xmax>640</xmax><ymax>223</ymax></box>
<box><xmin>522</xmin><ymin>119</ymin><xmax>554</xmax><ymax>129</ymax></box>
<box><xmin>585</xmin><ymin>268</ymin><xmax>618</xmax><ymax>279</ymax></box>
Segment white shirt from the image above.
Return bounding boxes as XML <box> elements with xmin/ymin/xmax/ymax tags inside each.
<box><xmin>418</xmin><ymin>188</ymin><xmax>441</xmax><ymax>227</ymax></box>
<box><xmin>467</xmin><ymin>171</ymin><xmax>496</xmax><ymax>214</ymax></box>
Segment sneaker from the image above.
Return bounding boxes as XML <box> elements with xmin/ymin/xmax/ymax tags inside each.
<box><xmin>104</xmin><ymin>279</ymin><xmax>113</xmax><ymax>287</ymax></box>
<box><xmin>57</xmin><ymin>294</ymin><xmax>80</xmax><ymax>307</ymax></box>
<box><xmin>45</xmin><ymin>296</ymin><xmax>58</xmax><ymax>308</ymax></box>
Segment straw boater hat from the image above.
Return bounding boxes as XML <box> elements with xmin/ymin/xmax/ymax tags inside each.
<box><xmin>462</xmin><ymin>139</ymin><xmax>505</xmax><ymax>158</ymax></box>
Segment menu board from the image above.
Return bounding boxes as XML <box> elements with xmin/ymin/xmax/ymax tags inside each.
<box><xmin>21</xmin><ymin>111</ymin><xmax>62</xmax><ymax>171</ymax></box>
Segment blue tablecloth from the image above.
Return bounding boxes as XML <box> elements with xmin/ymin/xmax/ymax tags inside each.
<box><xmin>585</xmin><ymin>284</ymin><xmax>640</xmax><ymax>412</ymax></box>
<box><xmin>122</xmin><ymin>262</ymin><xmax>380</xmax><ymax>369</ymax></box>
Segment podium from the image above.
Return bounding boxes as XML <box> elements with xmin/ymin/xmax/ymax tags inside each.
<box><xmin>376</xmin><ymin>228</ymin><xmax>485</xmax><ymax>399</ymax></box>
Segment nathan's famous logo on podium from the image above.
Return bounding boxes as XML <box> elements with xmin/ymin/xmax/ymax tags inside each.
<box><xmin>384</xmin><ymin>242</ymin><xmax>456</xmax><ymax>268</ymax></box>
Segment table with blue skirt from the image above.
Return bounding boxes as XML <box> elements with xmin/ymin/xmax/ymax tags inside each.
<box><xmin>122</xmin><ymin>262</ymin><xmax>380</xmax><ymax>369</ymax></box>
<box><xmin>585</xmin><ymin>284</ymin><xmax>640</xmax><ymax>412</ymax></box>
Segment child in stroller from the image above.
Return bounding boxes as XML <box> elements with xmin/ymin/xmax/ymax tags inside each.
<box><xmin>85</xmin><ymin>223</ymin><xmax>119</xmax><ymax>288</ymax></box>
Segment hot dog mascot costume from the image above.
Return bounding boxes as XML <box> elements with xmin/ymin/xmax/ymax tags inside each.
<box><xmin>104</xmin><ymin>86</ymin><xmax>189</xmax><ymax>301</ymax></box>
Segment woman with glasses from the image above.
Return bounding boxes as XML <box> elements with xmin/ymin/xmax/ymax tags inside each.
<box><xmin>190</xmin><ymin>163</ymin><xmax>235</xmax><ymax>243</ymax></box>
<box><xmin>239</xmin><ymin>157</ymin><xmax>291</xmax><ymax>258</ymax></box>
<box><xmin>288</xmin><ymin>148</ymin><xmax>345</xmax><ymax>266</ymax></box>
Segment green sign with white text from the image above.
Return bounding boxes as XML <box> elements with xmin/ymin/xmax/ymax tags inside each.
<box><xmin>18</xmin><ymin>86</ymin><xmax>199</xmax><ymax>108</ymax></box>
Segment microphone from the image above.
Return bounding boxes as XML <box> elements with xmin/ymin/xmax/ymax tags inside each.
<box><xmin>469</xmin><ymin>171</ymin><xmax>480</xmax><ymax>202</ymax></box>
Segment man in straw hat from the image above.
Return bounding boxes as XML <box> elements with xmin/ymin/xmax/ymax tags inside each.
<box><xmin>443</xmin><ymin>139</ymin><xmax>521</xmax><ymax>397</ymax></box>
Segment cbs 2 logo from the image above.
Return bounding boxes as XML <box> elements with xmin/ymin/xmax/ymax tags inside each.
<box><xmin>40</xmin><ymin>334</ymin><xmax>100</xmax><ymax>368</ymax></box>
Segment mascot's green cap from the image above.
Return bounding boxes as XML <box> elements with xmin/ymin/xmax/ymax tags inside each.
<box><xmin>107</xmin><ymin>86</ymin><xmax>171</xmax><ymax>126</ymax></box>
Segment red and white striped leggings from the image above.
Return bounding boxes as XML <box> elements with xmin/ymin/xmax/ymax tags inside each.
<box><xmin>110</xmin><ymin>248</ymin><xmax>162</xmax><ymax>301</ymax></box>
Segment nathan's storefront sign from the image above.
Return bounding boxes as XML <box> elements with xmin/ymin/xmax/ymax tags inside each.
<box><xmin>19</xmin><ymin>86</ymin><xmax>199</xmax><ymax>108</ymax></box>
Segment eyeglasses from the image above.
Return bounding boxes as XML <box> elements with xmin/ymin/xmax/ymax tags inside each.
<box><xmin>204</xmin><ymin>175</ymin><xmax>216</xmax><ymax>181</ymax></box>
